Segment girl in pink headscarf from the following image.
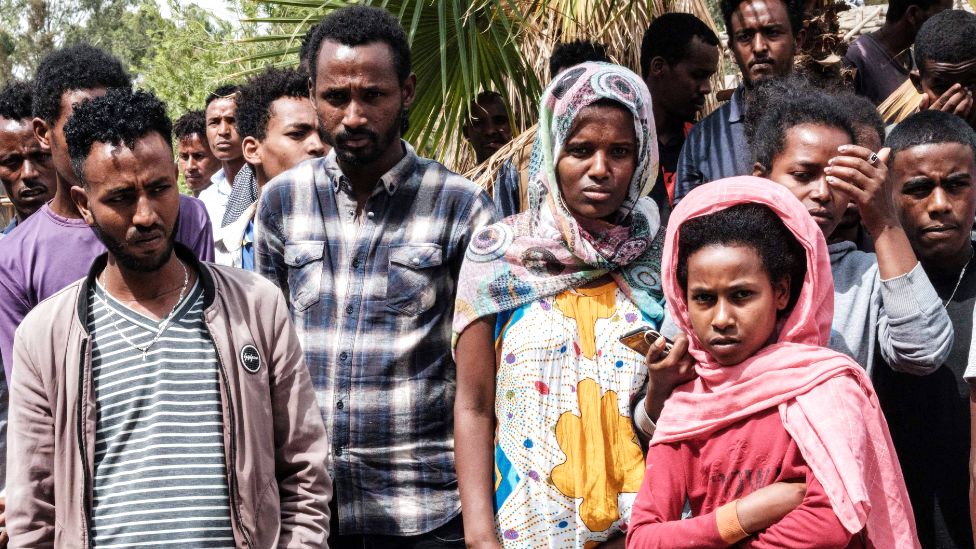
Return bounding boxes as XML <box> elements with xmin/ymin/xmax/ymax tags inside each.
<box><xmin>627</xmin><ymin>176</ymin><xmax>918</xmax><ymax>549</ymax></box>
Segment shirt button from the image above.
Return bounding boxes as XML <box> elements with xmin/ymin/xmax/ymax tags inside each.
<box><xmin>352</xmin><ymin>257</ymin><xmax>361</xmax><ymax>268</ymax></box>
<box><xmin>345</xmin><ymin>304</ymin><xmax>353</xmax><ymax>314</ymax></box>
<box><xmin>335</xmin><ymin>446</ymin><xmax>343</xmax><ymax>456</ymax></box>
<box><xmin>411</xmin><ymin>257</ymin><xmax>421</xmax><ymax>266</ymax></box>
<box><xmin>339</xmin><ymin>351</ymin><xmax>348</xmax><ymax>361</ymax></box>
<box><xmin>337</xmin><ymin>400</ymin><xmax>344</xmax><ymax>410</ymax></box>
<box><xmin>367</xmin><ymin>211</ymin><xmax>375</xmax><ymax>219</ymax></box>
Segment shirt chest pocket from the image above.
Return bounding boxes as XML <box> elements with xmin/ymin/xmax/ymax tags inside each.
<box><xmin>387</xmin><ymin>243</ymin><xmax>443</xmax><ymax>316</ymax></box>
<box><xmin>284</xmin><ymin>241</ymin><xmax>325</xmax><ymax>312</ymax></box>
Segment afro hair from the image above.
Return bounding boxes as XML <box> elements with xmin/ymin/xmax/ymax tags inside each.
<box><xmin>915</xmin><ymin>10</ymin><xmax>976</xmax><ymax>73</ymax></box>
<box><xmin>548</xmin><ymin>40</ymin><xmax>611</xmax><ymax>77</ymax></box>
<box><xmin>886</xmin><ymin>109</ymin><xmax>976</xmax><ymax>160</ymax></box>
<box><xmin>64</xmin><ymin>88</ymin><xmax>172</xmax><ymax>185</ymax></box>
<box><xmin>0</xmin><ymin>81</ymin><xmax>33</xmax><ymax>121</ymax></box>
<box><xmin>173</xmin><ymin>109</ymin><xmax>208</xmax><ymax>141</ymax></box>
<box><xmin>31</xmin><ymin>43</ymin><xmax>131</xmax><ymax>124</ymax></box>
<box><xmin>640</xmin><ymin>13</ymin><xmax>719</xmax><ymax>78</ymax></box>
<box><xmin>236</xmin><ymin>67</ymin><xmax>311</xmax><ymax>140</ymax></box>
<box><xmin>747</xmin><ymin>76</ymin><xmax>856</xmax><ymax>170</ymax></box>
<box><xmin>305</xmin><ymin>5</ymin><xmax>411</xmax><ymax>85</ymax></box>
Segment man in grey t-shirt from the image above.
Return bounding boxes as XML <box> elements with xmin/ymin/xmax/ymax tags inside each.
<box><xmin>881</xmin><ymin>110</ymin><xmax>976</xmax><ymax>549</ymax></box>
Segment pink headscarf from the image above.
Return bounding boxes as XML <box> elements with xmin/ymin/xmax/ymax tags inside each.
<box><xmin>652</xmin><ymin>176</ymin><xmax>918</xmax><ymax>549</ymax></box>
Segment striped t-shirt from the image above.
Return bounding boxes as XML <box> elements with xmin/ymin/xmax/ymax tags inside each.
<box><xmin>87</xmin><ymin>277</ymin><xmax>235</xmax><ymax>548</ymax></box>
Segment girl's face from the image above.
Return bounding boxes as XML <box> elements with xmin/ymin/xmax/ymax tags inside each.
<box><xmin>757</xmin><ymin>123</ymin><xmax>851</xmax><ymax>238</ymax></box>
<box><xmin>685</xmin><ymin>244</ymin><xmax>790</xmax><ymax>366</ymax></box>
<box><xmin>556</xmin><ymin>104</ymin><xmax>637</xmax><ymax>221</ymax></box>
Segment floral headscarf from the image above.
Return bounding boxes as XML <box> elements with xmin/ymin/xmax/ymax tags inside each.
<box><xmin>453</xmin><ymin>62</ymin><xmax>663</xmax><ymax>344</ymax></box>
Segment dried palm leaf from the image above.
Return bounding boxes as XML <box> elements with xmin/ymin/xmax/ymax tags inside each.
<box><xmin>878</xmin><ymin>78</ymin><xmax>923</xmax><ymax>124</ymax></box>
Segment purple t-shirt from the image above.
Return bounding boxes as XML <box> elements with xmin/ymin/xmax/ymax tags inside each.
<box><xmin>843</xmin><ymin>33</ymin><xmax>912</xmax><ymax>106</ymax></box>
<box><xmin>0</xmin><ymin>196</ymin><xmax>214</xmax><ymax>381</ymax></box>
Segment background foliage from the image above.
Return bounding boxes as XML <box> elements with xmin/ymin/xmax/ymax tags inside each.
<box><xmin>0</xmin><ymin>0</ymin><xmax>725</xmax><ymax>172</ymax></box>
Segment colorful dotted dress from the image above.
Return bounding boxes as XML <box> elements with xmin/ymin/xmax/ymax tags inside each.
<box><xmin>493</xmin><ymin>279</ymin><xmax>653</xmax><ymax>548</ymax></box>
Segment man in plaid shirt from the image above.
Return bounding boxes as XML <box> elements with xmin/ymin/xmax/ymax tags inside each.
<box><xmin>254</xmin><ymin>6</ymin><xmax>495</xmax><ymax>548</ymax></box>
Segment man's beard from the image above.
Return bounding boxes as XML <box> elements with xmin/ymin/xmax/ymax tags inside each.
<box><xmin>327</xmin><ymin>106</ymin><xmax>406</xmax><ymax>167</ymax></box>
<box><xmin>91</xmin><ymin>215</ymin><xmax>177</xmax><ymax>273</ymax></box>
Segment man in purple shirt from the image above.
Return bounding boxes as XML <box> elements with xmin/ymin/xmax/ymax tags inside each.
<box><xmin>0</xmin><ymin>81</ymin><xmax>56</xmax><ymax>239</ymax></box>
<box><xmin>844</xmin><ymin>0</ymin><xmax>950</xmax><ymax>105</ymax></box>
<box><xmin>0</xmin><ymin>44</ymin><xmax>213</xmax><ymax>378</ymax></box>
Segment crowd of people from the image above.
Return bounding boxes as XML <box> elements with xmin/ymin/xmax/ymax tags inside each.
<box><xmin>0</xmin><ymin>0</ymin><xmax>974</xmax><ymax>547</ymax></box>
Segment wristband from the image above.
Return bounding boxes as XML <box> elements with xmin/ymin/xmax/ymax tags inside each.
<box><xmin>632</xmin><ymin>396</ymin><xmax>657</xmax><ymax>438</ymax></box>
<box><xmin>716</xmin><ymin>499</ymin><xmax>749</xmax><ymax>545</ymax></box>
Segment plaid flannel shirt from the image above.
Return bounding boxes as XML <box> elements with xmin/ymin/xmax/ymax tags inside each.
<box><xmin>254</xmin><ymin>143</ymin><xmax>496</xmax><ymax>536</ymax></box>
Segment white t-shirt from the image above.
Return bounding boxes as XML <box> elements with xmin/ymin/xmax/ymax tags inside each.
<box><xmin>199</xmin><ymin>168</ymin><xmax>232</xmax><ymax>230</ymax></box>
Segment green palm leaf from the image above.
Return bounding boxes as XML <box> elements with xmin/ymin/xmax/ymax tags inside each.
<box><xmin>234</xmin><ymin>0</ymin><xmax>724</xmax><ymax>171</ymax></box>
<box><xmin>235</xmin><ymin>0</ymin><xmax>539</xmax><ymax>169</ymax></box>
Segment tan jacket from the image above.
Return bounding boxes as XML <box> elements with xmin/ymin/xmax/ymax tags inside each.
<box><xmin>7</xmin><ymin>244</ymin><xmax>332</xmax><ymax>549</ymax></box>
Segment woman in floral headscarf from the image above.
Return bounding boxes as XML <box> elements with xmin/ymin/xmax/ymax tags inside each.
<box><xmin>453</xmin><ymin>62</ymin><xmax>664</xmax><ymax>549</ymax></box>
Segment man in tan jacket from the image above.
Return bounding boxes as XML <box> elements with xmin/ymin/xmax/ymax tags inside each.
<box><xmin>6</xmin><ymin>88</ymin><xmax>332</xmax><ymax>548</ymax></box>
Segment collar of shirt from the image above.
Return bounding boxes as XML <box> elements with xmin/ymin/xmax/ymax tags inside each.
<box><xmin>326</xmin><ymin>140</ymin><xmax>418</xmax><ymax>196</ymax></box>
<box><xmin>210</xmin><ymin>168</ymin><xmax>232</xmax><ymax>196</ymax></box>
<box><xmin>728</xmin><ymin>85</ymin><xmax>746</xmax><ymax>124</ymax></box>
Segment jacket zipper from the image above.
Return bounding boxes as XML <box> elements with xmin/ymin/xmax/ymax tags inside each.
<box><xmin>206</xmin><ymin>319</ymin><xmax>254</xmax><ymax>548</ymax></box>
<box><xmin>76</xmin><ymin>338</ymin><xmax>94</xmax><ymax>548</ymax></box>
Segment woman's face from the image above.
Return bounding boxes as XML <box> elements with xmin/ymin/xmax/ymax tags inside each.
<box><xmin>556</xmin><ymin>104</ymin><xmax>638</xmax><ymax>220</ymax></box>
<box><xmin>685</xmin><ymin>244</ymin><xmax>790</xmax><ymax>366</ymax></box>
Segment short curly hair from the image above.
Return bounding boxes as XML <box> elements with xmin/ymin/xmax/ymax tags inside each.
<box><xmin>305</xmin><ymin>6</ymin><xmax>411</xmax><ymax>85</ymax></box>
<box><xmin>677</xmin><ymin>203</ymin><xmax>807</xmax><ymax>317</ymax></box>
<box><xmin>720</xmin><ymin>0</ymin><xmax>804</xmax><ymax>38</ymax></box>
<box><xmin>548</xmin><ymin>40</ymin><xmax>611</xmax><ymax>77</ymax></box>
<box><xmin>0</xmin><ymin>81</ymin><xmax>33</xmax><ymax>121</ymax></box>
<box><xmin>64</xmin><ymin>88</ymin><xmax>172</xmax><ymax>186</ymax></box>
<box><xmin>173</xmin><ymin>110</ymin><xmax>207</xmax><ymax>141</ymax></box>
<box><xmin>640</xmin><ymin>13</ymin><xmax>719</xmax><ymax>78</ymax></box>
<box><xmin>747</xmin><ymin>76</ymin><xmax>856</xmax><ymax>170</ymax></box>
<box><xmin>886</xmin><ymin>110</ymin><xmax>976</xmax><ymax>161</ymax></box>
<box><xmin>237</xmin><ymin>67</ymin><xmax>310</xmax><ymax>141</ymax></box>
<box><xmin>915</xmin><ymin>10</ymin><xmax>976</xmax><ymax>74</ymax></box>
<box><xmin>205</xmin><ymin>84</ymin><xmax>239</xmax><ymax>108</ymax></box>
<box><xmin>299</xmin><ymin>21</ymin><xmax>321</xmax><ymax>70</ymax></box>
<box><xmin>32</xmin><ymin>44</ymin><xmax>131</xmax><ymax>124</ymax></box>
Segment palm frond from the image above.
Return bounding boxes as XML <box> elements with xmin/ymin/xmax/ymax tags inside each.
<box><xmin>878</xmin><ymin>78</ymin><xmax>923</xmax><ymax>124</ymax></box>
<box><xmin>232</xmin><ymin>0</ymin><xmax>727</xmax><ymax>173</ymax></box>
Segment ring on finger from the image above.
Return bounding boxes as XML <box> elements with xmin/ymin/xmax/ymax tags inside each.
<box><xmin>868</xmin><ymin>152</ymin><xmax>879</xmax><ymax>166</ymax></box>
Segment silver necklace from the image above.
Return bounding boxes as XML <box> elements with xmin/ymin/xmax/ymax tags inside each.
<box><xmin>943</xmin><ymin>249</ymin><xmax>973</xmax><ymax>307</ymax></box>
<box><xmin>97</xmin><ymin>260</ymin><xmax>190</xmax><ymax>360</ymax></box>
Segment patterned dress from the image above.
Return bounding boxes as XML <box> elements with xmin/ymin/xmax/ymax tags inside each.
<box><xmin>493</xmin><ymin>280</ymin><xmax>652</xmax><ymax>548</ymax></box>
